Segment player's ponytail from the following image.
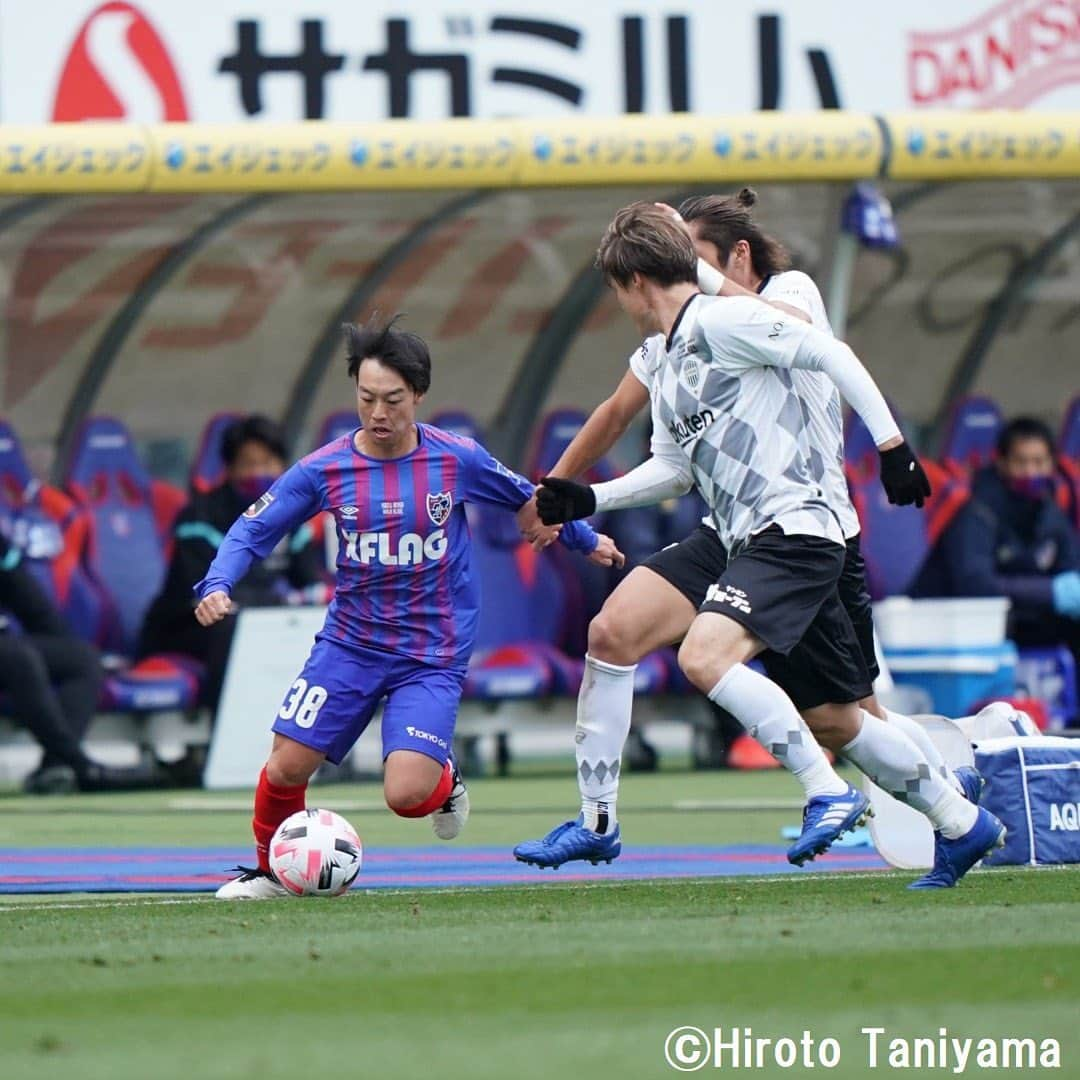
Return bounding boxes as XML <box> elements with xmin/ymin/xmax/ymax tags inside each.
<box><xmin>677</xmin><ymin>190</ymin><xmax>790</xmax><ymax>278</ymax></box>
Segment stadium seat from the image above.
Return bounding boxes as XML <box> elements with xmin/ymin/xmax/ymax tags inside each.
<box><xmin>466</xmin><ymin>507</ymin><xmax>583</xmax><ymax>700</ymax></box>
<box><xmin>0</xmin><ymin>419</ymin><xmax>108</xmax><ymax>642</ymax></box>
<box><xmin>1057</xmin><ymin>395</ymin><xmax>1080</xmax><ymax>527</ymax></box>
<box><xmin>940</xmin><ymin>395</ymin><xmax>1003</xmax><ymax>479</ymax></box>
<box><xmin>64</xmin><ymin>418</ymin><xmax>204</xmax><ymax>710</ymax></box>
<box><xmin>1059</xmin><ymin>395</ymin><xmax>1080</xmax><ymax>461</ymax></box>
<box><xmin>189</xmin><ymin>411</ymin><xmax>243</xmax><ymax>494</ymax></box>
<box><xmin>845</xmin><ymin>412</ymin><xmax>968</xmax><ymax>599</ymax></box>
<box><xmin>314</xmin><ymin>410</ymin><xmax>360</xmax><ymax>448</ymax></box>
<box><xmin>427</xmin><ymin>409</ymin><xmax>485</xmax><ymax>444</ymax></box>
<box><xmin>524</xmin><ymin>407</ymin><xmax>618</xmax><ymax>483</ymax></box>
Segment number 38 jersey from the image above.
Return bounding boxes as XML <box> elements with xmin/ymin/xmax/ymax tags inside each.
<box><xmin>196</xmin><ymin>425</ymin><xmax>597</xmax><ymax>670</ymax></box>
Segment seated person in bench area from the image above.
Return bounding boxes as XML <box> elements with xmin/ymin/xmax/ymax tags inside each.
<box><xmin>0</xmin><ymin>535</ymin><xmax>155</xmax><ymax>794</ymax></box>
<box><xmin>138</xmin><ymin>416</ymin><xmax>329</xmax><ymax>712</ymax></box>
<box><xmin>917</xmin><ymin>417</ymin><xmax>1080</xmax><ymax>664</ymax></box>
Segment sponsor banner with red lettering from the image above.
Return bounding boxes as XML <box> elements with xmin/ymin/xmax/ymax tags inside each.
<box><xmin>2</xmin><ymin>0</ymin><xmax>1080</xmax><ymax>123</ymax></box>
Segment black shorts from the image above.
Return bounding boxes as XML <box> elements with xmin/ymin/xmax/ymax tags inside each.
<box><xmin>699</xmin><ymin>526</ymin><xmax>874</xmax><ymax>712</ymax></box>
<box><xmin>838</xmin><ymin>533</ymin><xmax>880</xmax><ymax>682</ymax></box>
<box><xmin>643</xmin><ymin>524</ymin><xmax>727</xmax><ymax>608</ymax></box>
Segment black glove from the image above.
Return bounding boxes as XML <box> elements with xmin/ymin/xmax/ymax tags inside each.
<box><xmin>536</xmin><ymin>476</ymin><xmax>597</xmax><ymax>524</ymax></box>
<box><xmin>879</xmin><ymin>443</ymin><xmax>932</xmax><ymax>508</ymax></box>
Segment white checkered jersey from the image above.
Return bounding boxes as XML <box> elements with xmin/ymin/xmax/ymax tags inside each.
<box><xmin>627</xmin><ymin>273</ymin><xmax>859</xmax><ymax>541</ymax></box>
<box><xmin>759</xmin><ymin>272</ymin><xmax>860</xmax><ymax>539</ymax></box>
<box><xmin>640</xmin><ymin>293</ymin><xmax>845</xmax><ymax>552</ymax></box>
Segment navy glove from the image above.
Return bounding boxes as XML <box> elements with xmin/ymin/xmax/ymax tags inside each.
<box><xmin>879</xmin><ymin>443</ymin><xmax>932</xmax><ymax>508</ymax></box>
<box><xmin>1052</xmin><ymin>570</ymin><xmax>1080</xmax><ymax>619</ymax></box>
<box><xmin>536</xmin><ymin>476</ymin><xmax>597</xmax><ymax>525</ymax></box>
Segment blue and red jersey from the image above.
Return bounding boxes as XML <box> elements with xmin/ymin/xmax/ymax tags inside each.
<box><xmin>196</xmin><ymin>424</ymin><xmax>598</xmax><ymax>670</ymax></box>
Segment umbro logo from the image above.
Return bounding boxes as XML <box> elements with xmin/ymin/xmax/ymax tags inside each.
<box><xmin>340</xmin><ymin>506</ymin><xmax>359</xmax><ymax>519</ymax></box>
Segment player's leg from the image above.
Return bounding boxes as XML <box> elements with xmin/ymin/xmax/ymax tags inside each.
<box><xmin>769</xmin><ymin>597</ymin><xmax>1005</xmax><ymax>888</ymax></box>
<box><xmin>837</xmin><ymin>535</ymin><xmax>964</xmax><ymax>790</ymax></box>
<box><xmin>515</xmin><ymin>527</ymin><xmax>719</xmax><ymax>868</ymax></box>
<box><xmin>682</xmin><ymin>528</ymin><xmax>871</xmax><ymax>865</ymax></box>
<box><xmin>217</xmin><ymin>638</ymin><xmax>383</xmax><ymax>899</ymax></box>
<box><xmin>381</xmin><ymin>663</ymin><xmax>469</xmax><ymax>839</ymax></box>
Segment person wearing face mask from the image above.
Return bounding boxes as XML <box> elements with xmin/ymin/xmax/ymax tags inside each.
<box><xmin>917</xmin><ymin>417</ymin><xmax>1080</xmax><ymax>662</ymax></box>
<box><xmin>137</xmin><ymin>415</ymin><xmax>328</xmax><ymax>710</ymax></box>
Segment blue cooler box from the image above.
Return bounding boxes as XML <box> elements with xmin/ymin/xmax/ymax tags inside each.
<box><xmin>975</xmin><ymin>735</ymin><xmax>1080</xmax><ymax>866</ymax></box>
<box><xmin>883</xmin><ymin>642</ymin><xmax>1017</xmax><ymax>717</ymax></box>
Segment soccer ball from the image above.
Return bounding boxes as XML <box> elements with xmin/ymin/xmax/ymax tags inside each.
<box><xmin>269</xmin><ymin>808</ymin><xmax>363</xmax><ymax>897</ymax></box>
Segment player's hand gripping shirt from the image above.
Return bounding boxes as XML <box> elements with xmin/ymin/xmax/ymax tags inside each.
<box><xmin>642</xmin><ymin>293</ymin><xmax>847</xmax><ymax>553</ymax></box>
<box><xmin>629</xmin><ymin>270</ymin><xmax>860</xmax><ymax>540</ymax></box>
<box><xmin>195</xmin><ymin>425</ymin><xmax>598</xmax><ymax>669</ymax></box>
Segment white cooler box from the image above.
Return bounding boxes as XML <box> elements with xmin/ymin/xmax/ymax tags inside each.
<box><xmin>975</xmin><ymin>735</ymin><xmax>1080</xmax><ymax>866</ymax></box>
<box><xmin>874</xmin><ymin>597</ymin><xmax>1016</xmax><ymax>716</ymax></box>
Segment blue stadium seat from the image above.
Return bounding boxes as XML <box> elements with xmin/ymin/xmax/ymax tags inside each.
<box><xmin>0</xmin><ymin>419</ymin><xmax>108</xmax><ymax>643</ymax></box>
<box><xmin>190</xmin><ymin>411</ymin><xmax>243</xmax><ymax>494</ymax></box>
<box><xmin>525</xmin><ymin>407</ymin><xmax>617</xmax><ymax>483</ymax></box>
<box><xmin>1058</xmin><ymin>394</ymin><xmax>1080</xmax><ymax>461</ymax></box>
<box><xmin>63</xmin><ymin>417</ymin><xmax>202</xmax><ymax>709</ymax></box>
<box><xmin>845</xmin><ymin>410</ymin><xmax>969</xmax><ymax>599</ymax></box>
<box><xmin>314</xmin><ymin>410</ymin><xmax>360</xmax><ymax>448</ymax></box>
<box><xmin>428</xmin><ymin>409</ymin><xmax>485</xmax><ymax>444</ymax></box>
<box><xmin>940</xmin><ymin>395</ymin><xmax>1003</xmax><ymax>479</ymax></box>
<box><xmin>466</xmin><ymin>507</ymin><xmax>583</xmax><ymax>700</ymax></box>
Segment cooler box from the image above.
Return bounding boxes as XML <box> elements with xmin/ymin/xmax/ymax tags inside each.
<box><xmin>883</xmin><ymin>643</ymin><xmax>1017</xmax><ymax>717</ymax></box>
<box><xmin>975</xmin><ymin>735</ymin><xmax>1080</xmax><ymax>866</ymax></box>
<box><xmin>874</xmin><ymin>597</ymin><xmax>1016</xmax><ymax>716</ymax></box>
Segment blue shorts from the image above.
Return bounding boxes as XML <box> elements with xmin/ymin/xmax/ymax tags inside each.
<box><xmin>270</xmin><ymin>635</ymin><xmax>465</xmax><ymax>766</ymax></box>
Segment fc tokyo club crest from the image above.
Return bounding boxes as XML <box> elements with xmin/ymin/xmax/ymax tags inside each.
<box><xmin>426</xmin><ymin>491</ymin><xmax>453</xmax><ymax>526</ymax></box>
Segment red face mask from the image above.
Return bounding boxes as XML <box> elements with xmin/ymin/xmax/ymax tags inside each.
<box><xmin>1005</xmin><ymin>475</ymin><xmax>1054</xmax><ymax>501</ymax></box>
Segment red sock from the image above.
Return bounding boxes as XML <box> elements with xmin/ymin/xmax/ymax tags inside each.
<box><xmin>393</xmin><ymin>760</ymin><xmax>454</xmax><ymax>818</ymax></box>
<box><xmin>253</xmin><ymin>766</ymin><xmax>307</xmax><ymax>872</ymax></box>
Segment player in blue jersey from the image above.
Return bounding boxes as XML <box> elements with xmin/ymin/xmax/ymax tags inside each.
<box><xmin>203</xmin><ymin>315</ymin><xmax>624</xmax><ymax>899</ymax></box>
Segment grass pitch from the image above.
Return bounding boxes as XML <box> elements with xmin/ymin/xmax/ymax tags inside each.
<box><xmin>1</xmin><ymin>770</ymin><xmax>1077</xmax><ymax>1080</ymax></box>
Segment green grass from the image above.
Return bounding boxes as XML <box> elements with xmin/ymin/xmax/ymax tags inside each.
<box><xmin>1</xmin><ymin>770</ymin><xmax>1077</xmax><ymax>1080</ymax></box>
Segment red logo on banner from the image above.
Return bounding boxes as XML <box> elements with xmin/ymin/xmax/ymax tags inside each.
<box><xmin>908</xmin><ymin>0</ymin><xmax>1080</xmax><ymax>108</ymax></box>
<box><xmin>52</xmin><ymin>1</ymin><xmax>189</xmax><ymax>121</ymax></box>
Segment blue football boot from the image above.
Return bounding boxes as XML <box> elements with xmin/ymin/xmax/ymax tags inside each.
<box><xmin>908</xmin><ymin>806</ymin><xmax>1006</xmax><ymax>890</ymax></box>
<box><xmin>513</xmin><ymin>817</ymin><xmax>622</xmax><ymax>869</ymax></box>
<box><xmin>953</xmin><ymin>765</ymin><xmax>984</xmax><ymax>805</ymax></box>
<box><xmin>786</xmin><ymin>784</ymin><xmax>872</xmax><ymax>866</ymax></box>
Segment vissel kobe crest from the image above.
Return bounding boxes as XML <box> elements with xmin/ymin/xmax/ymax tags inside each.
<box><xmin>426</xmin><ymin>491</ymin><xmax>453</xmax><ymax>526</ymax></box>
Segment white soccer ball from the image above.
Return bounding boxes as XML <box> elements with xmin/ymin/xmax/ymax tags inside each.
<box><xmin>269</xmin><ymin>808</ymin><xmax>363</xmax><ymax>897</ymax></box>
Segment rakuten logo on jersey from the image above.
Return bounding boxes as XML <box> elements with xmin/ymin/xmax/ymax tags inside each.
<box><xmin>53</xmin><ymin>1</ymin><xmax>189</xmax><ymax>121</ymax></box>
<box><xmin>342</xmin><ymin>529</ymin><xmax>448</xmax><ymax>566</ymax></box>
<box><xmin>908</xmin><ymin>0</ymin><xmax>1080</xmax><ymax>109</ymax></box>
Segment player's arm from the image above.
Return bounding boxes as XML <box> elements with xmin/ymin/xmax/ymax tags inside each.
<box><xmin>701</xmin><ymin>301</ymin><xmax>930</xmax><ymax>508</ymax></box>
<box><xmin>538</xmin><ymin>423</ymin><xmax>693</xmax><ymax>523</ymax></box>
<box><xmin>463</xmin><ymin>441</ymin><xmax>623</xmax><ymax>564</ymax></box>
<box><xmin>194</xmin><ymin>462</ymin><xmax>323</xmax><ymax>626</ymax></box>
<box><xmin>785</xmin><ymin>327</ymin><xmax>933</xmax><ymax>506</ymax></box>
<box><xmin>547</xmin><ymin>371</ymin><xmax>650</xmax><ymax>480</ymax></box>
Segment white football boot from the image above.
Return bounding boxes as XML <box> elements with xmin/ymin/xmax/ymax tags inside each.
<box><xmin>215</xmin><ymin>866</ymin><xmax>289</xmax><ymax>900</ymax></box>
<box><xmin>431</xmin><ymin>757</ymin><xmax>469</xmax><ymax>840</ymax></box>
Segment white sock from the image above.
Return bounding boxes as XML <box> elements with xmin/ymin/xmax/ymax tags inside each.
<box><xmin>843</xmin><ymin>711</ymin><xmax>977</xmax><ymax>838</ymax></box>
<box><xmin>577</xmin><ymin>654</ymin><xmax>634</xmax><ymax>835</ymax></box>
<box><xmin>883</xmin><ymin>709</ymin><xmax>961</xmax><ymax>791</ymax></box>
<box><xmin>708</xmin><ymin>664</ymin><xmax>847</xmax><ymax>799</ymax></box>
